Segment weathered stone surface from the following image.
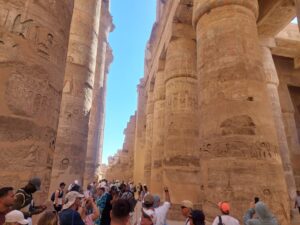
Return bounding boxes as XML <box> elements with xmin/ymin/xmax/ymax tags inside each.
<box><xmin>194</xmin><ymin>1</ymin><xmax>290</xmax><ymax>224</ymax></box>
<box><xmin>0</xmin><ymin>0</ymin><xmax>73</xmax><ymax>202</ymax></box>
<box><xmin>49</xmin><ymin>0</ymin><xmax>102</xmax><ymax>190</ymax></box>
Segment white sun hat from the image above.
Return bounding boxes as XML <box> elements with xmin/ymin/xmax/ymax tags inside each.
<box><xmin>5</xmin><ymin>210</ymin><xmax>29</xmax><ymax>224</ymax></box>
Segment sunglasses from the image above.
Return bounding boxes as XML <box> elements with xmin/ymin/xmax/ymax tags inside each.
<box><xmin>181</xmin><ymin>206</ymin><xmax>187</xmax><ymax>209</ymax></box>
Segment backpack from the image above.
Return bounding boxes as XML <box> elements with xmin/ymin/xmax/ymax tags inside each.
<box><xmin>51</xmin><ymin>190</ymin><xmax>63</xmax><ymax>202</ymax></box>
<box><xmin>218</xmin><ymin>216</ymin><xmax>225</xmax><ymax>225</ymax></box>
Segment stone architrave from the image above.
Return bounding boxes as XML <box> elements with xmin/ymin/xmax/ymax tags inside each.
<box><xmin>133</xmin><ymin>83</ymin><xmax>147</xmax><ymax>184</ymax></box>
<box><xmin>84</xmin><ymin>0</ymin><xmax>113</xmax><ymax>186</ymax></box>
<box><xmin>49</xmin><ymin>0</ymin><xmax>101</xmax><ymax>190</ymax></box>
<box><xmin>144</xmin><ymin>91</ymin><xmax>154</xmax><ymax>186</ymax></box>
<box><xmin>0</xmin><ymin>0</ymin><xmax>73</xmax><ymax>202</ymax></box>
<box><xmin>193</xmin><ymin>1</ymin><xmax>290</xmax><ymax>224</ymax></box>
<box><xmin>150</xmin><ymin>70</ymin><xmax>166</xmax><ymax>194</ymax></box>
<box><xmin>163</xmin><ymin>32</ymin><xmax>201</xmax><ymax>218</ymax></box>
<box><xmin>261</xmin><ymin>44</ymin><xmax>297</xmax><ymax>203</ymax></box>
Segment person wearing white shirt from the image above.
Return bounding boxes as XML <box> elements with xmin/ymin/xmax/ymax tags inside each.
<box><xmin>212</xmin><ymin>202</ymin><xmax>240</xmax><ymax>225</ymax></box>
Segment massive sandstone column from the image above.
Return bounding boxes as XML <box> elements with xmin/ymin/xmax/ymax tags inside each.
<box><xmin>0</xmin><ymin>0</ymin><xmax>73</xmax><ymax>201</ymax></box>
<box><xmin>163</xmin><ymin>24</ymin><xmax>201</xmax><ymax>217</ymax></box>
<box><xmin>144</xmin><ymin>91</ymin><xmax>154</xmax><ymax>186</ymax></box>
<box><xmin>84</xmin><ymin>0</ymin><xmax>113</xmax><ymax>186</ymax></box>
<box><xmin>261</xmin><ymin>43</ymin><xmax>297</xmax><ymax>203</ymax></box>
<box><xmin>133</xmin><ymin>83</ymin><xmax>147</xmax><ymax>183</ymax></box>
<box><xmin>50</xmin><ymin>0</ymin><xmax>101</xmax><ymax>190</ymax></box>
<box><xmin>150</xmin><ymin>69</ymin><xmax>166</xmax><ymax>194</ymax></box>
<box><xmin>193</xmin><ymin>1</ymin><xmax>290</xmax><ymax>224</ymax></box>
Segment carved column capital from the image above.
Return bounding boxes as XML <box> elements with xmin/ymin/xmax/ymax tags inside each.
<box><xmin>192</xmin><ymin>0</ymin><xmax>259</xmax><ymax>27</ymax></box>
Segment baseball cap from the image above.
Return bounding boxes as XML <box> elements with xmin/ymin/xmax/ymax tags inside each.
<box><xmin>62</xmin><ymin>191</ymin><xmax>84</xmax><ymax>210</ymax></box>
<box><xmin>218</xmin><ymin>201</ymin><xmax>230</xmax><ymax>213</ymax></box>
<box><xmin>5</xmin><ymin>210</ymin><xmax>29</xmax><ymax>224</ymax></box>
<box><xmin>144</xmin><ymin>194</ymin><xmax>154</xmax><ymax>206</ymax></box>
<box><xmin>29</xmin><ymin>177</ymin><xmax>41</xmax><ymax>191</ymax></box>
<box><xmin>181</xmin><ymin>200</ymin><xmax>193</xmax><ymax>209</ymax></box>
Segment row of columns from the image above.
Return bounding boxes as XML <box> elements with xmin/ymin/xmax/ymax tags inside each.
<box><xmin>50</xmin><ymin>0</ymin><xmax>113</xmax><ymax>191</ymax></box>
<box><xmin>134</xmin><ymin>1</ymin><xmax>299</xmax><ymax>224</ymax></box>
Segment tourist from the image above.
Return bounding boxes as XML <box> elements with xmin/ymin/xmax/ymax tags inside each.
<box><xmin>52</xmin><ymin>182</ymin><xmax>66</xmax><ymax>212</ymax></box>
<box><xmin>3</xmin><ymin>210</ymin><xmax>28</xmax><ymax>225</ymax></box>
<box><xmin>189</xmin><ymin>210</ymin><xmax>205</xmax><ymax>225</ymax></box>
<box><xmin>12</xmin><ymin>177</ymin><xmax>47</xmax><ymax>225</ymax></box>
<box><xmin>80</xmin><ymin>197</ymin><xmax>99</xmax><ymax>225</ymax></box>
<box><xmin>0</xmin><ymin>187</ymin><xmax>15</xmax><ymax>225</ymax></box>
<box><xmin>37</xmin><ymin>211</ymin><xmax>58</xmax><ymax>225</ymax></box>
<box><xmin>59</xmin><ymin>191</ymin><xmax>85</xmax><ymax>225</ymax></box>
<box><xmin>181</xmin><ymin>200</ymin><xmax>193</xmax><ymax>225</ymax></box>
<box><xmin>212</xmin><ymin>202</ymin><xmax>240</xmax><ymax>225</ymax></box>
<box><xmin>295</xmin><ymin>190</ymin><xmax>300</xmax><ymax>214</ymax></box>
<box><xmin>84</xmin><ymin>184</ymin><xmax>93</xmax><ymax>198</ymax></box>
<box><xmin>95</xmin><ymin>187</ymin><xmax>113</xmax><ymax>225</ymax></box>
<box><xmin>110</xmin><ymin>199</ymin><xmax>131</xmax><ymax>225</ymax></box>
<box><xmin>153</xmin><ymin>187</ymin><xmax>171</xmax><ymax>225</ymax></box>
<box><xmin>141</xmin><ymin>208</ymin><xmax>156</xmax><ymax>225</ymax></box>
<box><xmin>244</xmin><ymin>201</ymin><xmax>278</xmax><ymax>225</ymax></box>
<box><xmin>120</xmin><ymin>183</ymin><xmax>136</xmax><ymax>212</ymax></box>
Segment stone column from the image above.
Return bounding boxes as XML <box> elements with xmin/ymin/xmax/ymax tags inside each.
<box><xmin>193</xmin><ymin>1</ymin><xmax>290</xmax><ymax>224</ymax></box>
<box><xmin>50</xmin><ymin>0</ymin><xmax>101</xmax><ymax>190</ymax></box>
<box><xmin>133</xmin><ymin>83</ymin><xmax>147</xmax><ymax>184</ymax></box>
<box><xmin>164</xmin><ymin>28</ymin><xmax>200</xmax><ymax>219</ymax></box>
<box><xmin>261</xmin><ymin>43</ymin><xmax>297</xmax><ymax>203</ymax></box>
<box><xmin>0</xmin><ymin>0</ymin><xmax>73</xmax><ymax>202</ymax></box>
<box><xmin>151</xmin><ymin>70</ymin><xmax>166</xmax><ymax>194</ymax></box>
<box><xmin>83</xmin><ymin>1</ymin><xmax>113</xmax><ymax>185</ymax></box>
<box><xmin>144</xmin><ymin>91</ymin><xmax>154</xmax><ymax>186</ymax></box>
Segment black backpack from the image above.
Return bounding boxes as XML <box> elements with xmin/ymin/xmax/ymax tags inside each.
<box><xmin>50</xmin><ymin>190</ymin><xmax>63</xmax><ymax>202</ymax></box>
<box><xmin>218</xmin><ymin>216</ymin><xmax>225</xmax><ymax>225</ymax></box>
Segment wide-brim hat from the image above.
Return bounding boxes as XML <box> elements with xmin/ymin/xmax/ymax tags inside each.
<box><xmin>5</xmin><ymin>210</ymin><xmax>29</xmax><ymax>225</ymax></box>
<box><xmin>62</xmin><ymin>191</ymin><xmax>84</xmax><ymax>210</ymax></box>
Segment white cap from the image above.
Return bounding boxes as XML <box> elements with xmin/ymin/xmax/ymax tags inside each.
<box><xmin>5</xmin><ymin>210</ymin><xmax>29</xmax><ymax>224</ymax></box>
<box><xmin>63</xmin><ymin>191</ymin><xmax>84</xmax><ymax>210</ymax></box>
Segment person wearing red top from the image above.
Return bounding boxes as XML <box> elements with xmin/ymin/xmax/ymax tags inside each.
<box><xmin>0</xmin><ymin>187</ymin><xmax>15</xmax><ymax>225</ymax></box>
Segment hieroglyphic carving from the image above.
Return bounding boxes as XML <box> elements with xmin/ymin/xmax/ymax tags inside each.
<box><xmin>199</xmin><ymin>140</ymin><xmax>281</xmax><ymax>161</ymax></box>
<box><xmin>220</xmin><ymin>115</ymin><xmax>256</xmax><ymax>136</ymax></box>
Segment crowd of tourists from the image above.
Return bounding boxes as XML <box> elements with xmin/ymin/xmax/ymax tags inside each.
<box><xmin>0</xmin><ymin>177</ymin><xmax>300</xmax><ymax>225</ymax></box>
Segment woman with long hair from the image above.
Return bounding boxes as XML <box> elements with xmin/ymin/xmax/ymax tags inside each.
<box><xmin>37</xmin><ymin>211</ymin><xmax>58</xmax><ymax>225</ymax></box>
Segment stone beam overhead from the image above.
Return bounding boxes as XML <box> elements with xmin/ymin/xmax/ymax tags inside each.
<box><xmin>272</xmin><ymin>24</ymin><xmax>300</xmax><ymax>59</ymax></box>
<box><xmin>257</xmin><ymin>0</ymin><xmax>295</xmax><ymax>36</ymax></box>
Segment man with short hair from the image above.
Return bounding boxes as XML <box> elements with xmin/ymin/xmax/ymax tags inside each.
<box><xmin>12</xmin><ymin>177</ymin><xmax>47</xmax><ymax>224</ymax></box>
<box><xmin>110</xmin><ymin>199</ymin><xmax>131</xmax><ymax>225</ymax></box>
<box><xmin>141</xmin><ymin>187</ymin><xmax>171</xmax><ymax>225</ymax></box>
<box><xmin>59</xmin><ymin>191</ymin><xmax>85</xmax><ymax>225</ymax></box>
<box><xmin>212</xmin><ymin>202</ymin><xmax>240</xmax><ymax>225</ymax></box>
<box><xmin>53</xmin><ymin>182</ymin><xmax>66</xmax><ymax>212</ymax></box>
<box><xmin>181</xmin><ymin>200</ymin><xmax>193</xmax><ymax>225</ymax></box>
<box><xmin>0</xmin><ymin>187</ymin><xmax>15</xmax><ymax>225</ymax></box>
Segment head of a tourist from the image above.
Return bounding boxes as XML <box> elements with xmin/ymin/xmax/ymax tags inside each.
<box><xmin>181</xmin><ymin>200</ymin><xmax>193</xmax><ymax>218</ymax></box>
<box><xmin>218</xmin><ymin>201</ymin><xmax>230</xmax><ymax>215</ymax></box>
<box><xmin>59</xmin><ymin>182</ymin><xmax>66</xmax><ymax>190</ymax></box>
<box><xmin>189</xmin><ymin>210</ymin><xmax>205</xmax><ymax>225</ymax></box>
<box><xmin>254</xmin><ymin>201</ymin><xmax>274</xmax><ymax>221</ymax></box>
<box><xmin>153</xmin><ymin>195</ymin><xmax>160</xmax><ymax>208</ymax></box>
<box><xmin>110</xmin><ymin>199</ymin><xmax>131</xmax><ymax>225</ymax></box>
<box><xmin>4</xmin><ymin>210</ymin><xmax>28</xmax><ymax>225</ymax></box>
<box><xmin>143</xmin><ymin>194</ymin><xmax>154</xmax><ymax>209</ymax></box>
<box><xmin>26</xmin><ymin>177</ymin><xmax>41</xmax><ymax>193</ymax></box>
<box><xmin>63</xmin><ymin>191</ymin><xmax>84</xmax><ymax>211</ymax></box>
<box><xmin>96</xmin><ymin>187</ymin><xmax>105</xmax><ymax>197</ymax></box>
<box><xmin>37</xmin><ymin>211</ymin><xmax>58</xmax><ymax>225</ymax></box>
<box><xmin>0</xmin><ymin>187</ymin><xmax>15</xmax><ymax>210</ymax></box>
<box><xmin>297</xmin><ymin>190</ymin><xmax>300</xmax><ymax>196</ymax></box>
<box><xmin>141</xmin><ymin>208</ymin><xmax>156</xmax><ymax>225</ymax></box>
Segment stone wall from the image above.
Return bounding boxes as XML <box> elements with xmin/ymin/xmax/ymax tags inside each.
<box><xmin>0</xmin><ymin>0</ymin><xmax>113</xmax><ymax>203</ymax></box>
<box><xmin>110</xmin><ymin>0</ymin><xmax>300</xmax><ymax>224</ymax></box>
